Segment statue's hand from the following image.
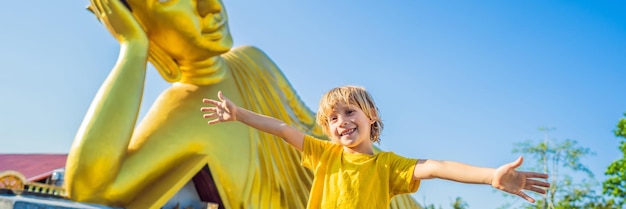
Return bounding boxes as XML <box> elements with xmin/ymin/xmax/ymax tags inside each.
<box><xmin>89</xmin><ymin>0</ymin><xmax>147</xmax><ymax>44</ymax></box>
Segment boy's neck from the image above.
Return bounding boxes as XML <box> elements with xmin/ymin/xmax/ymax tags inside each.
<box><xmin>343</xmin><ymin>146</ymin><xmax>374</xmax><ymax>155</ymax></box>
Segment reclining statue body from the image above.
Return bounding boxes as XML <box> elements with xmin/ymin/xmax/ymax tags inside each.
<box><xmin>65</xmin><ymin>0</ymin><xmax>419</xmax><ymax>208</ymax></box>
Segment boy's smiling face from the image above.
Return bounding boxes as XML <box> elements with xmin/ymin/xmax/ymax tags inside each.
<box><xmin>328</xmin><ymin>102</ymin><xmax>375</xmax><ymax>154</ymax></box>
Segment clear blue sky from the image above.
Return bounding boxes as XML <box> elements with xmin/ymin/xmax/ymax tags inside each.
<box><xmin>1</xmin><ymin>1</ymin><xmax>625</xmax><ymax>208</ymax></box>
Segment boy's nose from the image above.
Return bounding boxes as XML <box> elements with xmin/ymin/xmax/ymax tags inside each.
<box><xmin>338</xmin><ymin>116</ymin><xmax>349</xmax><ymax>126</ymax></box>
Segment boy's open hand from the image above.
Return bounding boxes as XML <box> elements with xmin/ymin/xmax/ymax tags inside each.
<box><xmin>201</xmin><ymin>91</ymin><xmax>238</xmax><ymax>124</ymax></box>
<box><xmin>491</xmin><ymin>156</ymin><xmax>550</xmax><ymax>203</ymax></box>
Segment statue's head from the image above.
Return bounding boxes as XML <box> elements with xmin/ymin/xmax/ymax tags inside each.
<box><xmin>93</xmin><ymin>0</ymin><xmax>234</xmax><ymax>82</ymax></box>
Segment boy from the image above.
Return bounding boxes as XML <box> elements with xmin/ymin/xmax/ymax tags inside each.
<box><xmin>201</xmin><ymin>85</ymin><xmax>549</xmax><ymax>208</ymax></box>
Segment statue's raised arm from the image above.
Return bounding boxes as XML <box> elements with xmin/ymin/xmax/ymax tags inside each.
<box><xmin>66</xmin><ymin>0</ymin><xmax>149</xmax><ymax>202</ymax></box>
<box><xmin>65</xmin><ymin>0</ymin><xmax>421</xmax><ymax>208</ymax></box>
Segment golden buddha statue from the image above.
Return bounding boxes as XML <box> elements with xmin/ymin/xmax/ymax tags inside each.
<box><xmin>65</xmin><ymin>0</ymin><xmax>421</xmax><ymax>208</ymax></box>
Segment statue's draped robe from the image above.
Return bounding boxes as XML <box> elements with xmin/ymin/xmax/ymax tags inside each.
<box><xmin>221</xmin><ymin>46</ymin><xmax>421</xmax><ymax>209</ymax></box>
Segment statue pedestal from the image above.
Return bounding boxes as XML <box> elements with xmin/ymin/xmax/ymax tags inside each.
<box><xmin>0</xmin><ymin>154</ymin><xmax>220</xmax><ymax>209</ymax></box>
<box><xmin>0</xmin><ymin>192</ymin><xmax>117</xmax><ymax>209</ymax></box>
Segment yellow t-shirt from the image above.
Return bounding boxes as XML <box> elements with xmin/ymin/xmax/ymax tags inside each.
<box><xmin>301</xmin><ymin>135</ymin><xmax>420</xmax><ymax>209</ymax></box>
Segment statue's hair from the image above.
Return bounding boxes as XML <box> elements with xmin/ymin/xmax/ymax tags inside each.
<box><xmin>316</xmin><ymin>86</ymin><xmax>383</xmax><ymax>143</ymax></box>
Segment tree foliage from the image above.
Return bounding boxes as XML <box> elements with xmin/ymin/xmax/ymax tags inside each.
<box><xmin>450</xmin><ymin>197</ymin><xmax>468</xmax><ymax>209</ymax></box>
<box><xmin>506</xmin><ymin>127</ymin><xmax>620</xmax><ymax>209</ymax></box>
<box><xmin>533</xmin><ymin>177</ymin><xmax>619</xmax><ymax>209</ymax></box>
<box><xmin>603</xmin><ymin>113</ymin><xmax>626</xmax><ymax>206</ymax></box>
<box><xmin>421</xmin><ymin>204</ymin><xmax>441</xmax><ymax>209</ymax></box>
<box><xmin>421</xmin><ymin>197</ymin><xmax>468</xmax><ymax>209</ymax></box>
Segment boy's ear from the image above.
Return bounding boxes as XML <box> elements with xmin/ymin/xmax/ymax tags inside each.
<box><xmin>370</xmin><ymin>110</ymin><xmax>378</xmax><ymax>124</ymax></box>
<box><xmin>370</xmin><ymin>109</ymin><xmax>378</xmax><ymax>122</ymax></box>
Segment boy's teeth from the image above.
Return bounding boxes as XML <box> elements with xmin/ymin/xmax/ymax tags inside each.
<box><xmin>342</xmin><ymin>128</ymin><xmax>355</xmax><ymax>136</ymax></box>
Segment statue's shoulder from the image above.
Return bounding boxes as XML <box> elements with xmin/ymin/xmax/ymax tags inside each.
<box><xmin>229</xmin><ymin>45</ymin><xmax>271</xmax><ymax>59</ymax></box>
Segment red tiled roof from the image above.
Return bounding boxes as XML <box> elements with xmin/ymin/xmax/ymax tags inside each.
<box><xmin>0</xmin><ymin>154</ymin><xmax>67</xmax><ymax>181</ymax></box>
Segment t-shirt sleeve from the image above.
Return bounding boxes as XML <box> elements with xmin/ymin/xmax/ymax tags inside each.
<box><xmin>301</xmin><ymin>134</ymin><xmax>332</xmax><ymax>170</ymax></box>
<box><xmin>388</xmin><ymin>152</ymin><xmax>420</xmax><ymax>196</ymax></box>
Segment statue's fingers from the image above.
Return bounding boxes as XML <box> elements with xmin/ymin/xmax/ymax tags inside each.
<box><xmin>106</xmin><ymin>0</ymin><xmax>133</xmax><ymax>17</ymax></box>
<box><xmin>86</xmin><ymin>4</ymin><xmax>98</xmax><ymax>17</ymax></box>
<box><xmin>101</xmin><ymin>0</ymin><xmax>112</xmax><ymax>14</ymax></box>
<box><xmin>90</xmin><ymin>0</ymin><xmax>104</xmax><ymax>18</ymax></box>
<box><xmin>106</xmin><ymin>0</ymin><xmax>124</xmax><ymax>12</ymax></box>
<box><xmin>516</xmin><ymin>191</ymin><xmax>535</xmax><ymax>203</ymax></box>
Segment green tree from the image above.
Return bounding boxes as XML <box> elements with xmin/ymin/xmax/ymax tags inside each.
<box><xmin>421</xmin><ymin>204</ymin><xmax>442</xmax><ymax>209</ymax></box>
<box><xmin>450</xmin><ymin>197</ymin><xmax>468</xmax><ymax>209</ymax></box>
<box><xmin>421</xmin><ymin>200</ymin><xmax>442</xmax><ymax>209</ymax></box>
<box><xmin>545</xmin><ymin>177</ymin><xmax>619</xmax><ymax>209</ymax></box>
<box><xmin>603</xmin><ymin>113</ymin><xmax>626</xmax><ymax>206</ymax></box>
<box><xmin>420</xmin><ymin>197</ymin><xmax>467</xmax><ymax>209</ymax></box>
<box><xmin>420</xmin><ymin>196</ymin><xmax>442</xmax><ymax>209</ymax></box>
<box><xmin>508</xmin><ymin>127</ymin><xmax>600</xmax><ymax>209</ymax></box>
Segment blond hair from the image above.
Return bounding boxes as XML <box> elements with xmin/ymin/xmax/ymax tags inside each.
<box><xmin>316</xmin><ymin>86</ymin><xmax>383</xmax><ymax>143</ymax></box>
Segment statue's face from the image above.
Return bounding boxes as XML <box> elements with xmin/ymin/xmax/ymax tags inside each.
<box><xmin>132</xmin><ymin>0</ymin><xmax>233</xmax><ymax>60</ymax></box>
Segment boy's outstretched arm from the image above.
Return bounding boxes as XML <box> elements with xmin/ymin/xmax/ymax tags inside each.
<box><xmin>201</xmin><ymin>91</ymin><xmax>305</xmax><ymax>151</ymax></box>
<box><xmin>412</xmin><ymin>156</ymin><xmax>550</xmax><ymax>203</ymax></box>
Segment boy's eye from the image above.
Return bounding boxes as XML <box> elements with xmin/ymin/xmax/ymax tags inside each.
<box><xmin>329</xmin><ymin>117</ymin><xmax>337</xmax><ymax>121</ymax></box>
<box><xmin>346</xmin><ymin>110</ymin><xmax>354</xmax><ymax>115</ymax></box>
